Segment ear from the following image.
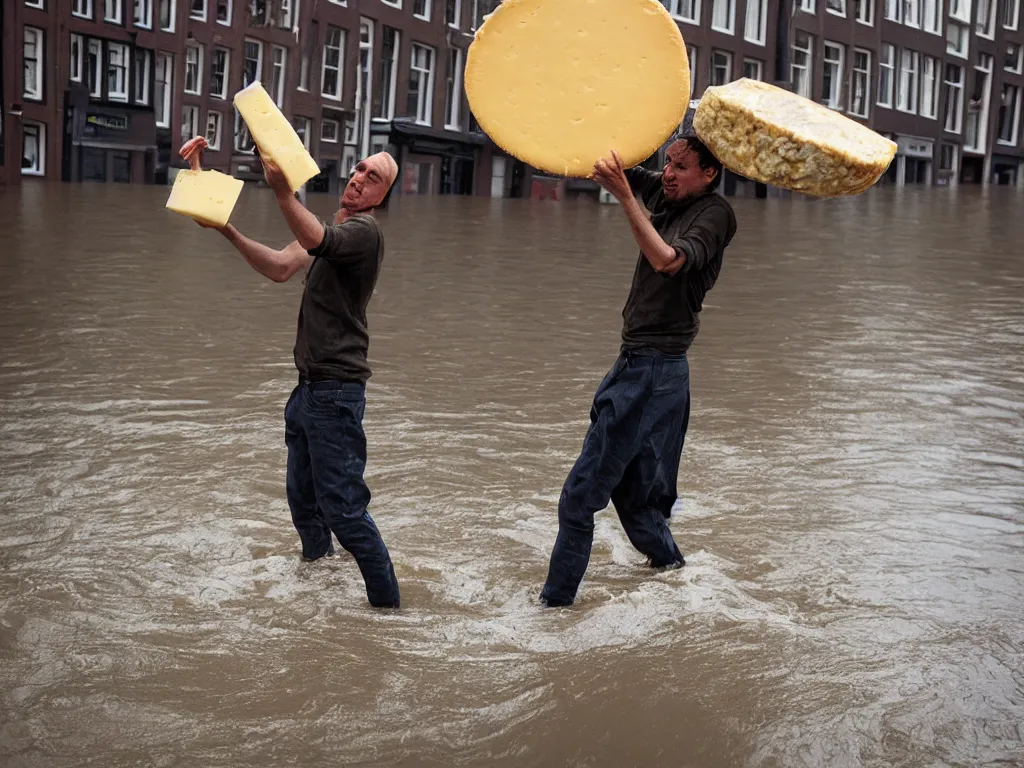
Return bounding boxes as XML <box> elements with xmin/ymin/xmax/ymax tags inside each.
<box><xmin>704</xmin><ymin>166</ymin><xmax>719</xmax><ymax>184</ymax></box>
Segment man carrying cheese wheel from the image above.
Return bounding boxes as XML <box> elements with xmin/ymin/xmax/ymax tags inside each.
<box><xmin>539</xmin><ymin>131</ymin><xmax>737</xmax><ymax>608</ymax></box>
<box><xmin>199</xmin><ymin>150</ymin><xmax>402</xmax><ymax>609</ymax></box>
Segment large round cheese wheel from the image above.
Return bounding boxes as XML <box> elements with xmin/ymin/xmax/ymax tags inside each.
<box><xmin>464</xmin><ymin>0</ymin><xmax>691</xmax><ymax>178</ymax></box>
<box><xmin>692</xmin><ymin>78</ymin><xmax>897</xmax><ymax>197</ymax></box>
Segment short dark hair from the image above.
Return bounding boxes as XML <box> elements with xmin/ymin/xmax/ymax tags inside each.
<box><xmin>678</xmin><ymin>136</ymin><xmax>723</xmax><ymax>192</ymax></box>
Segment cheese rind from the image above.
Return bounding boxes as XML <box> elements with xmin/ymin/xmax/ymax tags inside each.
<box><xmin>165</xmin><ymin>168</ymin><xmax>245</xmax><ymax>228</ymax></box>
<box><xmin>692</xmin><ymin>78</ymin><xmax>897</xmax><ymax>197</ymax></box>
<box><xmin>233</xmin><ymin>81</ymin><xmax>321</xmax><ymax>192</ymax></box>
<box><xmin>464</xmin><ymin>0</ymin><xmax>690</xmax><ymax>178</ymax></box>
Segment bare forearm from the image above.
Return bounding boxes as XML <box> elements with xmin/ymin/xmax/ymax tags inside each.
<box><xmin>220</xmin><ymin>225</ymin><xmax>291</xmax><ymax>282</ymax></box>
<box><xmin>274</xmin><ymin>191</ymin><xmax>325</xmax><ymax>251</ymax></box>
<box><xmin>619</xmin><ymin>196</ymin><xmax>681</xmax><ymax>273</ymax></box>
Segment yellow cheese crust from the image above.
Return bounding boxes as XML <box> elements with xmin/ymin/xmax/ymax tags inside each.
<box><xmin>692</xmin><ymin>79</ymin><xmax>898</xmax><ymax>197</ymax></box>
<box><xmin>165</xmin><ymin>168</ymin><xmax>245</xmax><ymax>228</ymax></box>
<box><xmin>234</xmin><ymin>81</ymin><xmax>321</xmax><ymax>192</ymax></box>
<box><xmin>465</xmin><ymin>0</ymin><xmax>690</xmax><ymax>178</ymax></box>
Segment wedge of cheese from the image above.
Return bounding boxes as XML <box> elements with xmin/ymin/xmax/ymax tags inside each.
<box><xmin>233</xmin><ymin>80</ymin><xmax>321</xmax><ymax>192</ymax></box>
<box><xmin>165</xmin><ymin>168</ymin><xmax>245</xmax><ymax>228</ymax></box>
<box><xmin>464</xmin><ymin>0</ymin><xmax>690</xmax><ymax>178</ymax></box>
<box><xmin>692</xmin><ymin>78</ymin><xmax>897</xmax><ymax>197</ymax></box>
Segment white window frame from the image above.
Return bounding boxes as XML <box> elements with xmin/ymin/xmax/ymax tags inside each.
<box><xmin>826</xmin><ymin>0</ymin><xmax>847</xmax><ymax>15</ymax></box>
<box><xmin>409</xmin><ymin>43</ymin><xmax>435</xmax><ymax>125</ymax></box>
<box><xmin>997</xmin><ymin>84</ymin><xmax>1021</xmax><ymax>145</ymax></box>
<box><xmin>375</xmin><ymin>26</ymin><xmax>399</xmax><ymax>120</ymax></box>
<box><xmin>711</xmin><ymin>0</ymin><xmax>735</xmax><ymax>33</ymax></box>
<box><xmin>711</xmin><ymin>49</ymin><xmax>732</xmax><ymax>86</ymax></box>
<box><xmin>742</xmin><ymin>58</ymin><xmax>763</xmax><ymax>80</ymax></box>
<box><xmin>155</xmin><ymin>52</ymin><xmax>172</xmax><ymax>127</ymax></box>
<box><xmin>23</xmin><ymin>27</ymin><xmax>44</xmax><ymax>101</ymax></box>
<box><xmin>74</xmin><ymin>0</ymin><xmax>93</xmax><ymax>17</ymax></box>
<box><xmin>105</xmin><ymin>0</ymin><xmax>123</xmax><ymax>23</ymax></box>
<box><xmin>189</xmin><ymin>0</ymin><xmax>206</xmax><ymax>21</ymax></box>
<box><xmin>663</xmin><ymin>0</ymin><xmax>701</xmax><ymax>24</ymax></box>
<box><xmin>134</xmin><ymin>0</ymin><xmax>153</xmax><ymax>27</ymax></box>
<box><xmin>1008</xmin><ymin>43</ymin><xmax>1024</xmax><ymax>74</ymax></box>
<box><xmin>216</xmin><ymin>0</ymin><xmax>231</xmax><ymax>24</ymax></box>
<box><xmin>943</xmin><ymin>63</ymin><xmax>965</xmax><ymax>133</ymax></box>
<box><xmin>896</xmin><ymin>48</ymin><xmax>919</xmax><ymax>113</ymax></box>
<box><xmin>134</xmin><ymin>48</ymin><xmax>151</xmax><ymax>104</ymax></box>
<box><xmin>22</xmin><ymin>121</ymin><xmax>45</xmax><ymax>176</ymax></box>
<box><xmin>878</xmin><ymin>43</ymin><xmax>895</xmax><ymax>107</ymax></box>
<box><xmin>292</xmin><ymin>116</ymin><xmax>312</xmax><ymax>150</ymax></box>
<box><xmin>321</xmin><ymin>26</ymin><xmax>345</xmax><ymax>101</ymax></box>
<box><xmin>947</xmin><ymin>21</ymin><xmax>970</xmax><ymax>58</ymax></box>
<box><xmin>855</xmin><ymin>0</ymin><xmax>874</xmax><ymax>22</ymax></box>
<box><xmin>800</xmin><ymin>0</ymin><xmax>815</xmax><ymax>13</ymax></box>
<box><xmin>921</xmin><ymin>0</ymin><xmax>941</xmax><ymax>32</ymax></box>
<box><xmin>270</xmin><ymin>45</ymin><xmax>287</xmax><ymax>106</ymax></box>
<box><xmin>413</xmin><ymin>0</ymin><xmax>430</xmax><ymax>21</ymax></box>
<box><xmin>184</xmin><ymin>43</ymin><xmax>203</xmax><ymax>95</ymax></box>
<box><xmin>181</xmin><ymin>104</ymin><xmax>200</xmax><ymax>141</ymax></box>
<box><xmin>71</xmin><ymin>34</ymin><xmax>84</xmax><ymax>82</ymax></box>
<box><xmin>210</xmin><ymin>47</ymin><xmax>229</xmax><ymax>99</ymax></box>
<box><xmin>964</xmin><ymin>52</ymin><xmax>993</xmax><ymax>153</ymax></box>
<box><xmin>744</xmin><ymin>0</ymin><xmax>767</xmax><ymax>44</ymax></box>
<box><xmin>885</xmin><ymin>0</ymin><xmax>901</xmax><ymax>21</ymax></box>
<box><xmin>88</xmin><ymin>39</ymin><xmax>103</xmax><ymax>97</ymax></box>
<box><xmin>382</xmin><ymin>0</ymin><xmax>401</xmax><ymax>7</ymax></box>
<box><xmin>949</xmin><ymin>0</ymin><xmax>971</xmax><ymax>23</ymax></box>
<box><xmin>791</xmin><ymin>31</ymin><xmax>813</xmax><ymax>99</ymax></box>
<box><xmin>278</xmin><ymin>0</ymin><xmax>293</xmax><ymax>27</ymax></box>
<box><xmin>205</xmin><ymin>109</ymin><xmax>223</xmax><ymax>150</ymax></box>
<box><xmin>243</xmin><ymin>38</ymin><xmax>263</xmax><ymax>88</ymax></box>
<box><xmin>1004</xmin><ymin>0</ymin><xmax>1020</xmax><ymax>28</ymax></box>
<box><xmin>298</xmin><ymin>52</ymin><xmax>310</xmax><ymax>91</ymax></box>
<box><xmin>849</xmin><ymin>48</ymin><xmax>871</xmax><ymax>117</ymax></box>
<box><xmin>321</xmin><ymin>118</ymin><xmax>340</xmax><ymax>143</ymax></box>
<box><xmin>446</xmin><ymin>0</ymin><xmax>462</xmax><ymax>27</ymax></box>
<box><xmin>903</xmin><ymin>0</ymin><xmax>920</xmax><ymax>26</ymax></box>
<box><xmin>976</xmin><ymin>0</ymin><xmax>996</xmax><ymax>37</ymax></box>
<box><xmin>26</xmin><ymin>0</ymin><xmax>44</xmax><ymax>7</ymax></box>
<box><xmin>159</xmin><ymin>0</ymin><xmax>175</xmax><ymax>31</ymax></box>
<box><xmin>107</xmin><ymin>42</ymin><xmax>130</xmax><ymax>102</ymax></box>
<box><xmin>444</xmin><ymin>47</ymin><xmax>463</xmax><ymax>130</ymax></box>
<box><xmin>920</xmin><ymin>55</ymin><xmax>938</xmax><ymax>118</ymax></box>
<box><xmin>823</xmin><ymin>42</ymin><xmax>845</xmax><ymax>109</ymax></box>
<box><xmin>234</xmin><ymin>108</ymin><xmax>254</xmax><ymax>152</ymax></box>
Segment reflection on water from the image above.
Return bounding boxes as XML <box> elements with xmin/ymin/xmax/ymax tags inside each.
<box><xmin>1</xmin><ymin>181</ymin><xmax>1022</xmax><ymax>767</ymax></box>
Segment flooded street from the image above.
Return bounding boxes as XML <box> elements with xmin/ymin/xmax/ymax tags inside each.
<box><xmin>1</xmin><ymin>181</ymin><xmax>1022</xmax><ymax>767</ymax></box>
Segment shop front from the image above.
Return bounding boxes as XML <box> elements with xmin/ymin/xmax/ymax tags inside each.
<box><xmin>63</xmin><ymin>89</ymin><xmax>156</xmax><ymax>184</ymax></box>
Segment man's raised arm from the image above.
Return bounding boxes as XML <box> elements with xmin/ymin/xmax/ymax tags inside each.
<box><xmin>258</xmin><ymin>155</ymin><xmax>326</xmax><ymax>252</ymax></box>
<box><xmin>217</xmin><ymin>225</ymin><xmax>311</xmax><ymax>283</ymax></box>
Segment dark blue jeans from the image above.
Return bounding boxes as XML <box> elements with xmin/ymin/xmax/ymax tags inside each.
<box><xmin>540</xmin><ymin>349</ymin><xmax>691</xmax><ymax>606</ymax></box>
<box><xmin>284</xmin><ymin>379</ymin><xmax>400</xmax><ymax>608</ymax></box>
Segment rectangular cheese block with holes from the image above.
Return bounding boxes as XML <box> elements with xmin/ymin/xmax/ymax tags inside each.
<box><xmin>692</xmin><ymin>78</ymin><xmax>897</xmax><ymax>197</ymax></box>
<box><xmin>165</xmin><ymin>168</ymin><xmax>245</xmax><ymax>228</ymax></box>
<box><xmin>234</xmin><ymin>80</ymin><xmax>321</xmax><ymax>192</ymax></box>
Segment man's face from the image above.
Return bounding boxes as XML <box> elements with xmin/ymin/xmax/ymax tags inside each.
<box><xmin>661</xmin><ymin>141</ymin><xmax>717</xmax><ymax>201</ymax></box>
<box><xmin>341</xmin><ymin>152</ymin><xmax>396</xmax><ymax>211</ymax></box>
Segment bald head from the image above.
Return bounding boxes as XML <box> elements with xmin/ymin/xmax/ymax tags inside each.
<box><xmin>342</xmin><ymin>150</ymin><xmax>399</xmax><ymax>212</ymax></box>
<box><xmin>368</xmin><ymin>151</ymin><xmax>399</xmax><ymax>191</ymax></box>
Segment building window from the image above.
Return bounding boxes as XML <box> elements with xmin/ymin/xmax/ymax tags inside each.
<box><xmin>743</xmin><ymin>58</ymin><xmax>763</xmax><ymax>80</ymax></box>
<box><xmin>298</xmin><ymin>52</ymin><xmax>310</xmax><ymax>90</ymax></box>
<box><xmin>903</xmin><ymin>0</ymin><xmax>919</xmax><ymax>26</ymax></box>
<box><xmin>292</xmin><ymin>116</ymin><xmax>312</xmax><ymax>150</ymax></box>
<box><xmin>279</xmin><ymin>0</ymin><xmax>292</xmax><ymax>26</ymax></box>
<box><xmin>884</xmin><ymin>0</ymin><xmax>900</xmax><ymax>21</ymax></box>
<box><xmin>849</xmin><ymin>49</ymin><xmax>870</xmax><ymax>117</ymax></box>
<box><xmin>134</xmin><ymin>0</ymin><xmax>153</xmax><ymax>27</ymax></box>
<box><xmin>74</xmin><ymin>0</ymin><xmax>93</xmax><ymax>18</ymax></box>
<box><xmin>947</xmin><ymin>22</ymin><xmax>969</xmax><ymax>58</ymax></box>
<box><xmin>210</xmin><ymin>48</ymin><xmax>229</xmax><ymax>99</ymax></box>
<box><xmin>234</xmin><ymin>108</ymin><xmax>254</xmax><ymax>152</ymax></box>
<box><xmin>800</xmin><ymin>0</ymin><xmax>815</xmax><ymax>13</ymax></box>
<box><xmin>791</xmin><ymin>31</ymin><xmax>813</xmax><ymax>99</ymax></box>
<box><xmin>134</xmin><ymin>48</ymin><xmax>151</xmax><ymax>104</ymax></box>
<box><xmin>105</xmin><ymin>0</ymin><xmax>123</xmax><ymax>23</ymax></box>
<box><xmin>270</xmin><ymin>46</ymin><xmax>287</xmax><ymax>106</ymax></box>
<box><xmin>88</xmin><ymin>39</ymin><xmax>102</xmax><ymax>97</ymax></box>
<box><xmin>997</xmin><ymin>84</ymin><xmax>1021</xmax><ymax>144</ymax></box>
<box><xmin>344</xmin><ymin>118</ymin><xmax>357</xmax><ymax>144</ymax></box>
<box><xmin>855</xmin><ymin>0</ymin><xmax>873</xmax><ymax>22</ymax></box>
<box><xmin>943</xmin><ymin>63</ymin><xmax>964</xmax><ymax>133</ymax></box>
<box><xmin>70</xmin><ymin>34</ymin><xmax>84</xmax><ymax>83</ymax></box>
<box><xmin>823</xmin><ymin>42</ymin><xmax>844</xmax><ymax>109</ymax></box>
<box><xmin>22</xmin><ymin>121</ymin><xmax>45</xmax><ymax>176</ymax></box>
<box><xmin>446</xmin><ymin>0</ymin><xmax>462</xmax><ymax>26</ymax></box>
<box><xmin>375</xmin><ymin>27</ymin><xmax>399</xmax><ymax>119</ymax></box>
<box><xmin>897</xmin><ymin>48</ymin><xmax>919</xmax><ymax>113</ymax></box>
<box><xmin>687</xmin><ymin>45</ymin><xmax>699</xmax><ymax>98</ymax></box>
<box><xmin>826</xmin><ymin>0</ymin><xmax>846</xmax><ymax>15</ymax></box>
<box><xmin>920</xmin><ymin>55</ymin><xmax>938</xmax><ymax>118</ymax></box>
<box><xmin>26</xmin><ymin>0</ymin><xmax>45</xmax><ymax>7</ymax></box>
<box><xmin>965</xmin><ymin>53</ymin><xmax>994</xmax><ymax>152</ymax></box>
<box><xmin>408</xmin><ymin>43</ymin><xmax>435</xmax><ymax>125</ymax></box>
<box><xmin>878</xmin><ymin>43</ymin><xmax>895</xmax><ymax>107</ymax></box>
<box><xmin>939</xmin><ymin>142</ymin><xmax>957</xmax><ymax>170</ymax></box>
<box><xmin>155</xmin><ymin>52</ymin><xmax>172</xmax><ymax>127</ymax></box>
<box><xmin>206</xmin><ymin>109</ymin><xmax>223</xmax><ymax>149</ymax></box>
<box><xmin>243</xmin><ymin>39</ymin><xmax>262</xmax><ymax>87</ymax></box>
<box><xmin>414</xmin><ymin>0</ymin><xmax>430</xmax><ymax>20</ymax></box>
<box><xmin>921</xmin><ymin>0</ymin><xmax>941</xmax><ymax>32</ymax></box>
<box><xmin>321</xmin><ymin>118</ymin><xmax>340</xmax><ymax>143</ymax></box>
<box><xmin>184</xmin><ymin>43</ymin><xmax>202</xmax><ymax>94</ymax></box>
<box><xmin>107</xmin><ymin>42</ymin><xmax>130</xmax><ymax>101</ymax></box>
<box><xmin>711</xmin><ymin>50</ymin><xmax>732</xmax><ymax>86</ymax></box>
<box><xmin>445</xmin><ymin>48</ymin><xmax>464</xmax><ymax>129</ymax></box>
<box><xmin>711</xmin><ymin>0</ymin><xmax>735</xmax><ymax>33</ymax></box>
<box><xmin>975</xmin><ymin>0</ymin><xmax>996</xmax><ymax>36</ymax></box>
<box><xmin>23</xmin><ymin>27</ymin><xmax>43</xmax><ymax>101</ymax></box>
<box><xmin>181</xmin><ymin>104</ymin><xmax>200</xmax><ymax>141</ymax></box>
<box><xmin>321</xmin><ymin>26</ymin><xmax>344</xmax><ymax>100</ymax></box>
<box><xmin>1004</xmin><ymin>0</ymin><xmax>1020</xmax><ymax>28</ymax></box>
<box><xmin>216</xmin><ymin>0</ymin><xmax>231</xmax><ymax>23</ymax></box>
<box><xmin>949</xmin><ymin>0</ymin><xmax>969</xmax><ymax>23</ymax></box>
<box><xmin>472</xmin><ymin>0</ymin><xmax>500</xmax><ymax>30</ymax></box>
<box><xmin>662</xmin><ymin>0</ymin><xmax>700</xmax><ymax>23</ymax></box>
<box><xmin>1008</xmin><ymin>44</ymin><xmax>1024</xmax><ymax>73</ymax></box>
<box><xmin>744</xmin><ymin>0</ymin><xmax>766</xmax><ymax>43</ymax></box>
<box><xmin>190</xmin><ymin>0</ymin><xmax>205</xmax><ymax>20</ymax></box>
<box><xmin>159</xmin><ymin>0</ymin><xmax>175</xmax><ymax>30</ymax></box>
<box><xmin>382</xmin><ymin>0</ymin><xmax>401</xmax><ymax>7</ymax></box>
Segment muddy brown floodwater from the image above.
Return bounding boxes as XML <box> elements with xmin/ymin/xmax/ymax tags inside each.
<box><xmin>1</xmin><ymin>181</ymin><xmax>1022</xmax><ymax>768</ymax></box>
